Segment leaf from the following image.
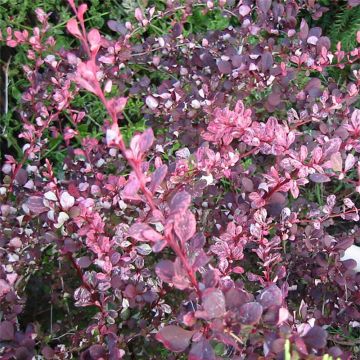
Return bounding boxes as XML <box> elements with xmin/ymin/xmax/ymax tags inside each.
<box><xmin>66</xmin><ymin>18</ymin><xmax>82</xmax><ymax>38</ymax></box>
<box><xmin>303</xmin><ymin>326</ymin><xmax>328</xmax><ymax>349</ymax></box>
<box><xmin>155</xmin><ymin>325</ymin><xmax>194</xmax><ymax>352</ymax></box>
<box><xmin>261</xmin><ymin>52</ymin><xmax>273</xmax><ymax>72</ymax></box>
<box><xmin>237</xmin><ymin>302</ymin><xmax>263</xmax><ymax>325</ymax></box>
<box><xmin>128</xmin><ymin>223</ymin><xmax>163</xmax><ymax>243</ymax></box>
<box><xmin>330</xmin><ymin>152</ymin><xmax>343</xmax><ymax>172</ymax></box>
<box><xmin>257</xmin><ymin>284</ymin><xmax>283</xmax><ymax>309</ymax></box>
<box><xmin>189</xmin><ymin>339</ymin><xmax>216</xmax><ymax>360</ymax></box>
<box><xmin>257</xmin><ymin>0</ymin><xmax>272</xmax><ymax>13</ymax></box>
<box><xmin>88</xmin><ymin>29</ymin><xmax>101</xmax><ymax>53</ymax></box>
<box><xmin>0</xmin><ymin>321</ymin><xmax>15</xmax><ymax>341</ymax></box>
<box><xmin>299</xmin><ymin>19</ymin><xmax>309</xmax><ymax>40</ymax></box>
<box><xmin>309</xmin><ymin>173</ymin><xmax>331</xmax><ymax>183</ymax></box>
<box><xmin>155</xmin><ymin>260</ymin><xmax>175</xmax><ymax>282</ymax></box>
<box><xmin>146</xmin><ymin>95</ymin><xmax>159</xmax><ymax>110</ymax></box>
<box><xmin>25</xmin><ymin>196</ymin><xmax>49</xmax><ymax>215</ymax></box>
<box><xmin>239</xmin><ymin>5</ymin><xmax>251</xmax><ymax>17</ymax></box>
<box><xmin>60</xmin><ymin>191</ymin><xmax>75</xmax><ymax>210</ymax></box>
<box><xmin>217</xmin><ymin>60</ymin><xmax>232</xmax><ymax>74</ymax></box>
<box><xmin>149</xmin><ymin>165</ymin><xmax>168</xmax><ymax>193</ymax></box>
<box><xmin>139</xmin><ymin>128</ymin><xmax>154</xmax><ymax>154</ymax></box>
<box><xmin>322</xmin><ymin>138</ymin><xmax>341</xmax><ymax>159</ymax></box>
<box><xmin>174</xmin><ymin>210</ymin><xmax>196</xmax><ymax>244</ymax></box>
<box><xmin>0</xmin><ymin>279</ymin><xmax>11</xmax><ymax>297</ymax></box>
<box><xmin>170</xmin><ymin>191</ymin><xmax>191</xmax><ymax>213</ymax></box>
<box><xmin>202</xmin><ymin>288</ymin><xmax>226</xmax><ymax>319</ymax></box>
<box><xmin>344</xmin><ymin>153</ymin><xmax>356</xmax><ymax>172</ymax></box>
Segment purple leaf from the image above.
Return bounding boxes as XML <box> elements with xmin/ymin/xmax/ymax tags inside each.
<box><xmin>155</xmin><ymin>325</ymin><xmax>194</xmax><ymax>352</ymax></box>
<box><xmin>170</xmin><ymin>191</ymin><xmax>191</xmax><ymax>213</ymax></box>
<box><xmin>257</xmin><ymin>0</ymin><xmax>272</xmax><ymax>13</ymax></box>
<box><xmin>155</xmin><ymin>260</ymin><xmax>175</xmax><ymax>283</ymax></box>
<box><xmin>0</xmin><ymin>321</ymin><xmax>15</xmax><ymax>341</ymax></box>
<box><xmin>299</xmin><ymin>19</ymin><xmax>309</xmax><ymax>40</ymax></box>
<box><xmin>149</xmin><ymin>165</ymin><xmax>168</xmax><ymax>193</ymax></box>
<box><xmin>15</xmin><ymin>168</ymin><xmax>28</xmax><ymax>185</ymax></box>
<box><xmin>174</xmin><ymin>210</ymin><xmax>196</xmax><ymax>244</ymax></box>
<box><xmin>139</xmin><ymin>128</ymin><xmax>154</xmax><ymax>154</ymax></box>
<box><xmin>261</xmin><ymin>52</ymin><xmax>273</xmax><ymax>72</ymax></box>
<box><xmin>268</xmin><ymin>92</ymin><xmax>281</xmax><ymax>106</ymax></box>
<box><xmin>257</xmin><ymin>284</ymin><xmax>283</xmax><ymax>309</ymax></box>
<box><xmin>217</xmin><ymin>60</ymin><xmax>232</xmax><ymax>74</ymax></box>
<box><xmin>189</xmin><ymin>339</ymin><xmax>216</xmax><ymax>360</ymax></box>
<box><xmin>0</xmin><ymin>279</ymin><xmax>11</xmax><ymax>297</ymax></box>
<box><xmin>77</xmin><ymin>256</ymin><xmax>92</xmax><ymax>269</ymax></box>
<box><xmin>89</xmin><ymin>345</ymin><xmax>106</xmax><ymax>358</ymax></box>
<box><xmin>309</xmin><ymin>173</ymin><xmax>331</xmax><ymax>183</ymax></box>
<box><xmin>202</xmin><ymin>288</ymin><xmax>226</xmax><ymax>319</ymax></box>
<box><xmin>237</xmin><ymin>302</ymin><xmax>263</xmax><ymax>325</ymax></box>
<box><xmin>322</xmin><ymin>138</ymin><xmax>341</xmax><ymax>159</ymax></box>
<box><xmin>303</xmin><ymin>326</ymin><xmax>328</xmax><ymax>349</ymax></box>
<box><xmin>25</xmin><ymin>196</ymin><xmax>49</xmax><ymax>215</ymax></box>
<box><xmin>107</xmin><ymin>20</ymin><xmax>127</xmax><ymax>35</ymax></box>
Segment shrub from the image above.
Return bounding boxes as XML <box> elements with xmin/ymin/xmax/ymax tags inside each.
<box><xmin>1</xmin><ymin>0</ymin><xmax>360</xmax><ymax>359</ymax></box>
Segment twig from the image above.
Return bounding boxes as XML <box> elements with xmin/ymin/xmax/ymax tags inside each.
<box><xmin>3</xmin><ymin>56</ymin><xmax>11</xmax><ymax>115</ymax></box>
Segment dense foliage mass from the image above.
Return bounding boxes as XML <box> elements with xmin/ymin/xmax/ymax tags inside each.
<box><xmin>1</xmin><ymin>0</ymin><xmax>360</xmax><ymax>359</ymax></box>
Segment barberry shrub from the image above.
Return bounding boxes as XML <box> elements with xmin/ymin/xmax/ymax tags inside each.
<box><xmin>1</xmin><ymin>0</ymin><xmax>360</xmax><ymax>359</ymax></box>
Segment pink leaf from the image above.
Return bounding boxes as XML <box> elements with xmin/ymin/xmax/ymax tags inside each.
<box><xmin>173</xmin><ymin>210</ymin><xmax>196</xmax><ymax>244</ymax></box>
<box><xmin>239</xmin><ymin>5</ymin><xmax>251</xmax><ymax>16</ymax></box>
<box><xmin>66</xmin><ymin>18</ymin><xmax>82</xmax><ymax>38</ymax></box>
<box><xmin>344</xmin><ymin>153</ymin><xmax>356</xmax><ymax>172</ymax></box>
<box><xmin>128</xmin><ymin>223</ymin><xmax>163</xmax><ymax>243</ymax></box>
<box><xmin>330</xmin><ymin>152</ymin><xmax>343</xmax><ymax>172</ymax></box>
<box><xmin>155</xmin><ymin>325</ymin><xmax>194</xmax><ymax>352</ymax></box>
<box><xmin>134</xmin><ymin>8</ymin><xmax>144</xmax><ymax>22</ymax></box>
<box><xmin>145</xmin><ymin>95</ymin><xmax>159</xmax><ymax>110</ymax></box>
<box><xmin>87</xmin><ymin>29</ymin><xmax>101</xmax><ymax>54</ymax></box>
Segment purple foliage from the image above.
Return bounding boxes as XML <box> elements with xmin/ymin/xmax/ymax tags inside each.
<box><xmin>1</xmin><ymin>0</ymin><xmax>360</xmax><ymax>359</ymax></box>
